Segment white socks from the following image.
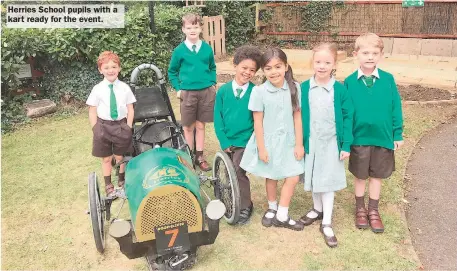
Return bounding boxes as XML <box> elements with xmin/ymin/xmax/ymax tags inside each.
<box><xmin>305</xmin><ymin>192</ymin><xmax>336</xmax><ymax>236</ymax></box>
<box><xmin>265</xmin><ymin>200</ymin><xmax>278</xmax><ymax>218</ymax></box>
<box><xmin>276</xmin><ymin>205</ymin><xmax>296</xmax><ymax>225</ymax></box>
<box><xmin>307</xmin><ymin>192</ymin><xmax>323</xmax><ymax>218</ymax></box>
<box><xmin>322</xmin><ymin>191</ymin><xmax>335</xmax><ymax>236</ymax></box>
<box><xmin>322</xmin><ymin>192</ymin><xmax>335</xmax><ymax>225</ymax></box>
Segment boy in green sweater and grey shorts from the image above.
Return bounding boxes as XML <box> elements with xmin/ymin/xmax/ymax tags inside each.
<box><xmin>214</xmin><ymin>45</ymin><xmax>262</xmax><ymax>224</ymax></box>
<box><xmin>344</xmin><ymin>33</ymin><xmax>404</xmax><ymax>233</ymax></box>
<box><xmin>168</xmin><ymin>13</ymin><xmax>217</xmax><ymax>171</ymax></box>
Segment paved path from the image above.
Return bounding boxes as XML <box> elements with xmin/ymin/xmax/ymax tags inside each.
<box><xmin>405</xmin><ymin>116</ymin><xmax>457</xmax><ymax>270</ymax></box>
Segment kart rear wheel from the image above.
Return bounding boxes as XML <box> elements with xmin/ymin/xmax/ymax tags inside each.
<box><xmin>212</xmin><ymin>151</ymin><xmax>240</xmax><ymax>225</ymax></box>
<box><xmin>88</xmin><ymin>172</ymin><xmax>106</xmax><ymax>253</ymax></box>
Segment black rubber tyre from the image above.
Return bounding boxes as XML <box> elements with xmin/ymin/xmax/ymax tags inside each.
<box><xmin>212</xmin><ymin>151</ymin><xmax>241</xmax><ymax>225</ymax></box>
<box><xmin>88</xmin><ymin>172</ymin><xmax>105</xmax><ymax>253</ymax></box>
<box><xmin>146</xmin><ymin>252</ymin><xmax>197</xmax><ymax>271</ymax></box>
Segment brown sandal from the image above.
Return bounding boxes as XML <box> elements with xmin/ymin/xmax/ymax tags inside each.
<box><xmin>195</xmin><ymin>156</ymin><xmax>212</xmax><ymax>172</ymax></box>
<box><xmin>355</xmin><ymin>207</ymin><xmax>369</xmax><ymax>229</ymax></box>
<box><xmin>368</xmin><ymin>209</ymin><xmax>384</xmax><ymax>233</ymax></box>
<box><xmin>105</xmin><ymin>183</ymin><xmax>116</xmax><ymax>197</ymax></box>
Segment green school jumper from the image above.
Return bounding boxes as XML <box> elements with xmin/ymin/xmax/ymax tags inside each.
<box><xmin>213</xmin><ymin>81</ymin><xmax>255</xmax><ymax>150</ymax></box>
<box><xmin>167</xmin><ymin>41</ymin><xmax>217</xmax><ymax>91</ymax></box>
<box><xmin>344</xmin><ymin>69</ymin><xmax>404</xmax><ymax>150</ymax></box>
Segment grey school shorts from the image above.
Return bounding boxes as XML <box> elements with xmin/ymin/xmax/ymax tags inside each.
<box><xmin>92</xmin><ymin>117</ymin><xmax>133</xmax><ymax>158</ymax></box>
<box><xmin>348</xmin><ymin>145</ymin><xmax>395</xmax><ymax>179</ymax></box>
<box><xmin>179</xmin><ymin>86</ymin><xmax>216</xmax><ymax>127</ymax></box>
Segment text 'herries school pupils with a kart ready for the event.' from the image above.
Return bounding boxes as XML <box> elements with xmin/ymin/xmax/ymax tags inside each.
<box><xmin>87</xmin><ymin>11</ymin><xmax>404</xmax><ymax>250</ymax></box>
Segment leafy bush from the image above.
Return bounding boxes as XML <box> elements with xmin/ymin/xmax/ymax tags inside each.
<box><xmin>1</xmin><ymin>94</ymin><xmax>33</xmax><ymax>133</ymax></box>
<box><xmin>40</xmin><ymin>62</ymin><xmax>101</xmax><ymax>103</ymax></box>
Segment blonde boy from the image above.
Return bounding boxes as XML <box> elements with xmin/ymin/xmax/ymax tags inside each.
<box><xmin>168</xmin><ymin>13</ymin><xmax>217</xmax><ymax>171</ymax></box>
<box><xmin>344</xmin><ymin>33</ymin><xmax>404</xmax><ymax>233</ymax></box>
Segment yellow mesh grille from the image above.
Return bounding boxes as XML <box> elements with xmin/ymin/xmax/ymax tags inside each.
<box><xmin>135</xmin><ymin>185</ymin><xmax>203</xmax><ymax>242</ymax></box>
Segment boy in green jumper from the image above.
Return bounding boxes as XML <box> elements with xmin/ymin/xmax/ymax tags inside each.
<box><xmin>214</xmin><ymin>45</ymin><xmax>262</xmax><ymax>224</ymax></box>
<box><xmin>168</xmin><ymin>13</ymin><xmax>217</xmax><ymax>171</ymax></box>
<box><xmin>344</xmin><ymin>33</ymin><xmax>404</xmax><ymax>233</ymax></box>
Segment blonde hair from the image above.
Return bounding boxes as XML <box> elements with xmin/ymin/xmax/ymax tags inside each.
<box><xmin>311</xmin><ymin>42</ymin><xmax>338</xmax><ymax>76</ymax></box>
<box><xmin>355</xmin><ymin>33</ymin><xmax>384</xmax><ymax>52</ymax></box>
<box><xmin>182</xmin><ymin>13</ymin><xmax>201</xmax><ymax>26</ymax></box>
<box><xmin>312</xmin><ymin>42</ymin><xmax>338</xmax><ymax>62</ymax></box>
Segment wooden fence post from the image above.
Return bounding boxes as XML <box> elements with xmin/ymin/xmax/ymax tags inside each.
<box><xmin>202</xmin><ymin>15</ymin><xmax>226</xmax><ymax>57</ymax></box>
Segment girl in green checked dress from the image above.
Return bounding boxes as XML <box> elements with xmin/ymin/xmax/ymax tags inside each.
<box><xmin>299</xmin><ymin>43</ymin><xmax>354</xmax><ymax>248</ymax></box>
<box><xmin>240</xmin><ymin>48</ymin><xmax>305</xmax><ymax>231</ymax></box>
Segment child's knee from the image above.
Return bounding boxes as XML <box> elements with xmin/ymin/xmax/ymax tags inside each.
<box><xmin>195</xmin><ymin>121</ymin><xmax>205</xmax><ymax>130</ymax></box>
<box><xmin>286</xmin><ymin>176</ymin><xmax>299</xmax><ymax>185</ymax></box>
<box><xmin>113</xmin><ymin>154</ymin><xmax>123</xmax><ymax>162</ymax></box>
<box><xmin>354</xmin><ymin>177</ymin><xmax>366</xmax><ymax>183</ymax></box>
<box><xmin>102</xmin><ymin>156</ymin><xmax>112</xmax><ymax>164</ymax></box>
<box><xmin>183</xmin><ymin>125</ymin><xmax>195</xmax><ymax>133</ymax></box>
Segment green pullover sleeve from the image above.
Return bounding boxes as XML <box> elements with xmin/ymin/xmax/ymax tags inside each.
<box><xmin>340</xmin><ymin>85</ymin><xmax>354</xmax><ymax>152</ymax></box>
<box><xmin>168</xmin><ymin>49</ymin><xmax>181</xmax><ymax>91</ymax></box>
<box><xmin>213</xmin><ymin>90</ymin><xmax>230</xmax><ymax>150</ymax></box>
<box><xmin>209</xmin><ymin>50</ymin><xmax>217</xmax><ymax>85</ymax></box>
<box><xmin>391</xmin><ymin>77</ymin><xmax>404</xmax><ymax>141</ymax></box>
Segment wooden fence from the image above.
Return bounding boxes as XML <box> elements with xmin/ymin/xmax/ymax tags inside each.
<box><xmin>261</xmin><ymin>0</ymin><xmax>457</xmax><ymax>41</ymax></box>
<box><xmin>202</xmin><ymin>15</ymin><xmax>226</xmax><ymax>57</ymax></box>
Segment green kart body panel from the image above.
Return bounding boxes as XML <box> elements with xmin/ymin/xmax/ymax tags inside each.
<box><xmin>125</xmin><ymin>147</ymin><xmax>202</xmax><ymax>226</ymax></box>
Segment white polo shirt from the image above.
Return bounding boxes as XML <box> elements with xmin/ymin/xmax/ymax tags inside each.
<box><xmin>86</xmin><ymin>78</ymin><xmax>136</xmax><ymax>121</ymax></box>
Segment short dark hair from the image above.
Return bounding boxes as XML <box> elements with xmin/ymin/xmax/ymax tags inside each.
<box><xmin>233</xmin><ymin>45</ymin><xmax>262</xmax><ymax>72</ymax></box>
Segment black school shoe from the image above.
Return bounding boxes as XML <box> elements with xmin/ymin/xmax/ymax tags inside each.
<box><xmin>261</xmin><ymin>209</ymin><xmax>277</xmax><ymax>227</ymax></box>
<box><xmin>237</xmin><ymin>202</ymin><xmax>254</xmax><ymax>225</ymax></box>
<box><xmin>272</xmin><ymin>216</ymin><xmax>305</xmax><ymax>231</ymax></box>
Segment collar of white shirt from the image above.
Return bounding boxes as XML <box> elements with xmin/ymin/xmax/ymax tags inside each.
<box><xmin>310</xmin><ymin>76</ymin><xmax>335</xmax><ymax>92</ymax></box>
<box><xmin>184</xmin><ymin>39</ymin><xmax>202</xmax><ymax>53</ymax></box>
<box><xmin>102</xmin><ymin>78</ymin><xmax>120</xmax><ymax>87</ymax></box>
<box><xmin>232</xmin><ymin>80</ymin><xmax>249</xmax><ymax>99</ymax></box>
<box><xmin>357</xmin><ymin>67</ymin><xmax>380</xmax><ymax>79</ymax></box>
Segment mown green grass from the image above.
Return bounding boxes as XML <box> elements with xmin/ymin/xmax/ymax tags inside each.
<box><xmin>2</xmin><ymin>99</ymin><xmax>456</xmax><ymax>270</ymax></box>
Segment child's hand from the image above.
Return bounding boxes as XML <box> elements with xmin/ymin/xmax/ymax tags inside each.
<box><xmin>224</xmin><ymin>147</ymin><xmax>232</xmax><ymax>153</ymax></box>
<box><xmin>177</xmin><ymin>90</ymin><xmax>182</xmax><ymax>99</ymax></box>
<box><xmin>258</xmin><ymin>148</ymin><xmax>269</xmax><ymax>163</ymax></box>
<box><xmin>294</xmin><ymin>145</ymin><xmax>304</xmax><ymax>160</ymax></box>
<box><xmin>339</xmin><ymin>151</ymin><xmax>350</xmax><ymax>160</ymax></box>
<box><xmin>394</xmin><ymin>140</ymin><xmax>404</xmax><ymax>150</ymax></box>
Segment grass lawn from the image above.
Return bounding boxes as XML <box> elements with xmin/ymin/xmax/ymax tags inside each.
<box><xmin>2</xmin><ymin>96</ymin><xmax>456</xmax><ymax>270</ymax></box>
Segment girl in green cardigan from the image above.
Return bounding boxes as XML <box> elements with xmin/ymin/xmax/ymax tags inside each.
<box><xmin>299</xmin><ymin>43</ymin><xmax>354</xmax><ymax>248</ymax></box>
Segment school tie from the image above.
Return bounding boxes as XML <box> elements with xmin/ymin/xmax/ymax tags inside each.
<box><xmin>235</xmin><ymin>87</ymin><xmax>243</xmax><ymax>99</ymax></box>
<box><xmin>109</xmin><ymin>83</ymin><xmax>118</xmax><ymax>120</ymax></box>
<box><xmin>363</xmin><ymin>75</ymin><xmax>374</xmax><ymax>88</ymax></box>
<box><xmin>192</xmin><ymin>44</ymin><xmax>197</xmax><ymax>53</ymax></box>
